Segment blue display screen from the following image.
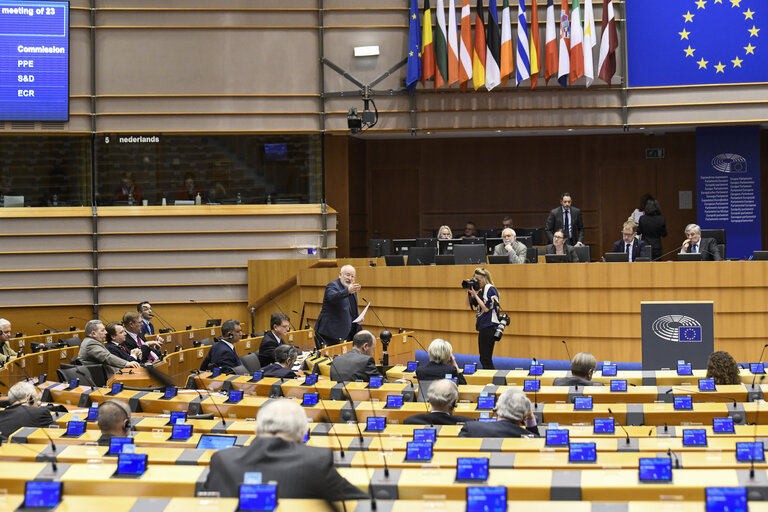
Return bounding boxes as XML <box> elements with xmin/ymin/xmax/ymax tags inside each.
<box><xmin>117</xmin><ymin>453</ymin><xmax>147</xmax><ymax>475</ymax></box>
<box><xmin>593</xmin><ymin>418</ymin><xmax>615</xmax><ymax>434</ymax></box>
<box><xmin>706</xmin><ymin>487</ymin><xmax>747</xmax><ymax>512</ymax></box>
<box><xmin>169</xmin><ymin>411</ymin><xmax>186</xmax><ymax>425</ymax></box>
<box><xmin>171</xmin><ymin>424</ymin><xmax>193</xmax><ymax>440</ymax></box>
<box><xmin>196</xmin><ymin>434</ymin><xmax>236</xmax><ymax>450</ymax></box>
<box><xmin>67</xmin><ymin>378</ymin><xmax>78</xmax><ymax>389</ymax></box>
<box><xmin>674</xmin><ymin>396</ymin><xmax>693</xmax><ymax>410</ymax></box>
<box><xmin>478</xmin><ymin>418</ymin><xmax>497</xmax><ymax>423</ymax></box>
<box><xmin>365</xmin><ymin>416</ymin><xmax>386</xmax><ymax>432</ymax></box>
<box><xmin>466</xmin><ymin>486</ymin><xmax>506</xmax><ymax>512</ymax></box>
<box><xmin>750</xmin><ymin>363</ymin><xmax>765</xmax><ymax>374</ymax></box>
<box><xmin>528</xmin><ymin>364</ymin><xmax>543</xmax><ymax>376</ymax></box>
<box><xmin>477</xmin><ymin>396</ymin><xmax>495</xmax><ymax>410</ymax></box>
<box><xmin>610</xmin><ymin>379</ymin><xmax>627</xmax><ymax>392</ymax></box>
<box><xmin>736</xmin><ymin>442</ymin><xmax>765</xmax><ymax>462</ymax></box>
<box><xmin>677</xmin><ymin>363</ymin><xmax>692</xmax><ymax>376</ymax></box>
<box><xmin>211</xmin><ymin>367</ymin><xmax>222</xmax><ymax>377</ymax></box>
<box><xmin>109</xmin><ymin>382</ymin><xmax>123</xmax><ymax>395</ymax></box>
<box><xmin>239</xmin><ymin>484</ymin><xmax>278</xmax><ymax>511</ymax></box>
<box><xmin>602</xmin><ymin>364</ymin><xmax>617</xmax><ymax>376</ymax></box>
<box><xmin>303</xmin><ymin>374</ymin><xmax>317</xmax><ymax>386</ymax></box>
<box><xmin>523</xmin><ymin>379</ymin><xmax>540</xmax><ymax>392</ymax></box>
<box><xmin>226</xmin><ymin>390</ymin><xmax>243</xmax><ymax>403</ymax></box>
<box><xmin>638</xmin><ymin>458</ymin><xmax>672</xmax><ymax>481</ymax></box>
<box><xmin>406</xmin><ymin>361</ymin><xmax>418</xmax><ymax>372</ymax></box>
<box><xmin>250</xmin><ymin>371</ymin><xmax>263</xmax><ymax>382</ymax></box>
<box><xmin>163</xmin><ymin>387</ymin><xmax>177</xmax><ymax>399</ymax></box>
<box><xmin>573</xmin><ymin>396</ymin><xmax>593</xmax><ymax>410</ymax></box>
<box><xmin>569</xmin><ymin>442</ymin><xmax>597</xmax><ymax>462</ymax></box>
<box><xmin>86</xmin><ymin>406</ymin><xmax>99</xmax><ymax>421</ymax></box>
<box><xmin>386</xmin><ymin>394</ymin><xmax>403</xmax><ymax>408</ymax></box>
<box><xmin>24</xmin><ymin>481</ymin><xmax>62</xmax><ymax>508</ymax></box>
<box><xmin>65</xmin><ymin>420</ymin><xmax>85</xmax><ymax>436</ymax></box>
<box><xmin>301</xmin><ymin>392</ymin><xmax>318</xmax><ymax>406</ymax></box>
<box><xmin>405</xmin><ymin>441</ymin><xmax>433</xmax><ymax>461</ymax></box>
<box><xmin>413</xmin><ymin>428</ymin><xmax>436</xmax><ymax>443</ymax></box>
<box><xmin>463</xmin><ymin>363</ymin><xmax>477</xmax><ymax>375</ymax></box>
<box><xmin>108</xmin><ymin>436</ymin><xmax>133</xmax><ymax>455</ymax></box>
<box><xmin>368</xmin><ymin>376</ymin><xmax>383</xmax><ymax>388</ymax></box>
<box><xmin>456</xmin><ymin>457</ymin><xmax>489</xmax><ymax>480</ymax></box>
<box><xmin>698</xmin><ymin>378</ymin><xmax>716</xmax><ymax>391</ymax></box>
<box><xmin>713</xmin><ymin>417</ymin><xmax>735</xmax><ymax>433</ymax></box>
<box><xmin>682</xmin><ymin>428</ymin><xmax>707</xmax><ymax>446</ymax></box>
<box><xmin>0</xmin><ymin>1</ymin><xmax>70</xmax><ymax>122</ymax></box>
<box><xmin>546</xmin><ymin>429</ymin><xmax>570</xmax><ymax>446</ymax></box>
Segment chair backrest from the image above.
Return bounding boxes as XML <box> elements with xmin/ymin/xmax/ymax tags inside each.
<box><xmin>198</xmin><ymin>338</ymin><xmax>213</xmax><ymax>346</ymax></box>
<box><xmin>384</xmin><ymin>255</ymin><xmax>405</xmax><ymax>266</ymax></box>
<box><xmin>700</xmin><ymin>229</ymin><xmax>726</xmax><ymax>245</ymax></box>
<box><xmin>407</xmin><ymin>246</ymin><xmax>437</xmax><ymax>266</ymax></box>
<box><xmin>61</xmin><ymin>336</ymin><xmax>81</xmax><ymax>347</ymax></box>
<box><xmin>526</xmin><ymin>247</ymin><xmax>539</xmax><ymax>263</ymax></box>
<box><xmin>453</xmin><ymin>244</ymin><xmax>487</xmax><ymax>265</ymax></box>
<box><xmin>416</xmin><ymin>379</ymin><xmax>435</xmax><ymax>403</ymax></box>
<box><xmin>434</xmin><ymin>255</ymin><xmax>455</xmax><ymax>265</ymax></box>
<box><xmin>573</xmin><ymin>245</ymin><xmax>591</xmax><ymax>263</ymax></box>
<box><xmin>81</xmin><ymin>364</ymin><xmax>107</xmax><ymax>387</ymax></box>
<box><xmin>240</xmin><ymin>352</ymin><xmax>262</xmax><ymax>372</ymax></box>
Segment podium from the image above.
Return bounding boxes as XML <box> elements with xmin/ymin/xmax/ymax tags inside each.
<box><xmin>641</xmin><ymin>301</ymin><xmax>714</xmax><ymax>370</ymax></box>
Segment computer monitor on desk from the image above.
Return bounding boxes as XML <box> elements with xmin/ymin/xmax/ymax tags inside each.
<box><xmin>677</xmin><ymin>253</ymin><xmax>702</xmax><ymax>262</ymax></box>
<box><xmin>545</xmin><ymin>254</ymin><xmax>568</xmax><ymax>264</ymax></box>
<box><xmin>407</xmin><ymin>246</ymin><xmax>436</xmax><ymax>265</ymax></box>
<box><xmin>392</xmin><ymin>239</ymin><xmax>416</xmax><ymax>256</ymax></box>
<box><xmin>438</xmin><ymin>238</ymin><xmax>460</xmax><ymax>255</ymax></box>
<box><xmin>454</xmin><ymin>244</ymin><xmax>487</xmax><ymax>265</ymax></box>
<box><xmin>485</xmin><ymin>238</ymin><xmax>502</xmax><ymax>255</ymax></box>
<box><xmin>605</xmin><ymin>252</ymin><xmax>629</xmax><ymax>262</ymax></box>
<box><xmin>369</xmin><ymin>239</ymin><xmax>391</xmax><ymax>257</ymax></box>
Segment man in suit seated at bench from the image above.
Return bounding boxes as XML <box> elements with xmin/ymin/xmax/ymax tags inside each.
<box><xmin>78</xmin><ymin>320</ymin><xmax>141</xmax><ymax>379</ymax></box>
<box><xmin>261</xmin><ymin>344</ymin><xmax>298</xmax><ymax>379</ymax></box>
<box><xmin>203</xmin><ymin>398</ymin><xmax>368</xmax><ymax>500</ymax></box>
<box><xmin>200</xmin><ymin>319</ymin><xmax>243</xmax><ymax>373</ymax></box>
<box><xmin>404</xmin><ymin>379</ymin><xmax>474</xmax><ymax>425</ymax></box>
<box><xmin>552</xmin><ymin>352</ymin><xmax>603</xmax><ymax>387</ymax></box>
<box><xmin>97</xmin><ymin>400</ymin><xmax>132</xmax><ymax>445</ymax></box>
<box><xmin>0</xmin><ymin>381</ymin><xmax>54</xmax><ymax>441</ymax></box>
<box><xmin>104</xmin><ymin>322</ymin><xmax>142</xmax><ymax>364</ymax></box>
<box><xmin>459</xmin><ymin>388</ymin><xmax>539</xmax><ymax>438</ymax></box>
<box><xmin>329</xmin><ymin>330</ymin><xmax>382</xmax><ymax>382</ymax></box>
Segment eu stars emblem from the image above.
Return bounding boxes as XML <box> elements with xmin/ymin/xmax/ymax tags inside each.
<box><xmin>678</xmin><ymin>326</ymin><xmax>702</xmax><ymax>342</ymax></box>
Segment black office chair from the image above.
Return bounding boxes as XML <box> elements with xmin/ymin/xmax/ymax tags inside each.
<box><xmin>61</xmin><ymin>336</ymin><xmax>81</xmax><ymax>347</ymax></box>
<box><xmin>700</xmin><ymin>229</ymin><xmax>726</xmax><ymax>258</ymax></box>
<box><xmin>526</xmin><ymin>247</ymin><xmax>539</xmax><ymax>264</ymax></box>
<box><xmin>240</xmin><ymin>352</ymin><xmax>262</xmax><ymax>373</ymax></box>
<box><xmin>573</xmin><ymin>245</ymin><xmax>591</xmax><ymax>263</ymax></box>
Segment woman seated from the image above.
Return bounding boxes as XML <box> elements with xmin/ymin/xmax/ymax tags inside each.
<box><xmin>261</xmin><ymin>344</ymin><xmax>299</xmax><ymax>379</ymax></box>
<box><xmin>437</xmin><ymin>225</ymin><xmax>453</xmax><ymax>240</ymax></box>
<box><xmin>415</xmin><ymin>338</ymin><xmax>467</xmax><ymax>385</ymax></box>
<box><xmin>545</xmin><ymin>228</ymin><xmax>579</xmax><ymax>262</ymax></box>
<box><xmin>706</xmin><ymin>350</ymin><xmax>741</xmax><ymax>385</ymax></box>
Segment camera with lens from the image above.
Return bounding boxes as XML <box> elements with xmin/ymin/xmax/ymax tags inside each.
<box><xmin>461</xmin><ymin>277</ymin><xmax>480</xmax><ymax>291</ymax></box>
<box><xmin>493</xmin><ymin>313</ymin><xmax>510</xmax><ymax>341</ymax></box>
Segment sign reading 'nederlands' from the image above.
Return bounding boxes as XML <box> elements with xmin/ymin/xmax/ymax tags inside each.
<box><xmin>0</xmin><ymin>1</ymin><xmax>69</xmax><ymax>121</ymax></box>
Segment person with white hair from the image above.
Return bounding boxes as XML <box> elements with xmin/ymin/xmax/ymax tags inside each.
<box><xmin>404</xmin><ymin>379</ymin><xmax>474</xmax><ymax>425</ymax></box>
<box><xmin>0</xmin><ymin>381</ymin><xmax>54</xmax><ymax>440</ymax></box>
<box><xmin>203</xmin><ymin>398</ymin><xmax>367</xmax><ymax>500</ymax></box>
<box><xmin>492</xmin><ymin>228</ymin><xmax>527</xmax><ymax>263</ymax></box>
<box><xmin>314</xmin><ymin>264</ymin><xmax>362</xmax><ymax>348</ymax></box>
<box><xmin>0</xmin><ymin>318</ymin><xmax>18</xmax><ymax>366</ymax></box>
<box><xmin>458</xmin><ymin>388</ymin><xmax>539</xmax><ymax>438</ymax></box>
<box><xmin>415</xmin><ymin>339</ymin><xmax>467</xmax><ymax>385</ymax></box>
<box><xmin>680</xmin><ymin>223</ymin><xmax>722</xmax><ymax>261</ymax></box>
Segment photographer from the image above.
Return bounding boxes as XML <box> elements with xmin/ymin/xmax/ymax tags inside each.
<box><xmin>464</xmin><ymin>267</ymin><xmax>500</xmax><ymax>370</ymax></box>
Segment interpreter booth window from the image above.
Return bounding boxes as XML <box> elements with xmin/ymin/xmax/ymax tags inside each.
<box><xmin>0</xmin><ymin>135</ymin><xmax>92</xmax><ymax>208</ymax></box>
<box><xmin>94</xmin><ymin>134</ymin><xmax>322</xmax><ymax>206</ymax></box>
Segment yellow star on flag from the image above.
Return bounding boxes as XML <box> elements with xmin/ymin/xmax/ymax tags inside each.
<box><xmin>679</xmin><ymin>28</ymin><xmax>691</xmax><ymax>40</ymax></box>
<box><xmin>749</xmin><ymin>25</ymin><xmax>760</xmax><ymax>37</ymax></box>
<box><xmin>743</xmin><ymin>8</ymin><xmax>755</xmax><ymax>19</ymax></box>
<box><xmin>731</xmin><ymin>56</ymin><xmax>743</xmax><ymax>67</ymax></box>
<box><xmin>412</xmin><ymin>13</ymin><xmax>417</xmax><ymax>19</ymax></box>
<box><xmin>744</xmin><ymin>43</ymin><xmax>756</xmax><ymax>54</ymax></box>
<box><xmin>684</xmin><ymin>45</ymin><xmax>696</xmax><ymax>57</ymax></box>
<box><xmin>714</xmin><ymin>0</ymin><xmax>722</xmax><ymax>3</ymax></box>
<box><xmin>683</xmin><ymin>11</ymin><xmax>695</xmax><ymax>22</ymax></box>
<box><xmin>730</xmin><ymin>0</ymin><xmax>741</xmax><ymax>6</ymax></box>
<box><xmin>695</xmin><ymin>0</ymin><xmax>707</xmax><ymax>9</ymax></box>
<box><xmin>714</xmin><ymin>61</ymin><xmax>726</xmax><ymax>73</ymax></box>
<box><xmin>409</xmin><ymin>51</ymin><xmax>414</xmax><ymax>57</ymax></box>
<box><xmin>697</xmin><ymin>58</ymin><xmax>709</xmax><ymax>69</ymax></box>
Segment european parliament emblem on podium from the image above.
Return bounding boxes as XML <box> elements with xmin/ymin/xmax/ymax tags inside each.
<box><xmin>641</xmin><ymin>302</ymin><xmax>714</xmax><ymax>370</ymax></box>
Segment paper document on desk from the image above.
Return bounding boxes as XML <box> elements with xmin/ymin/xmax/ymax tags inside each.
<box><xmin>353</xmin><ymin>302</ymin><xmax>370</xmax><ymax>324</ymax></box>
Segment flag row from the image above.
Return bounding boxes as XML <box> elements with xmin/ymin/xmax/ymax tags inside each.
<box><xmin>406</xmin><ymin>0</ymin><xmax>619</xmax><ymax>92</ymax></box>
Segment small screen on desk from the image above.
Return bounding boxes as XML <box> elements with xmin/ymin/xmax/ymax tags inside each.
<box><xmin>674</xmin><ymin>396</ymin><xmax>693</xmax><ymax>410</ymax></box>
<box><xmin>523</xmin><ymin>379</ymin><xmax>540</xmax><ymax>392</ymax></box>
<box><xmin>67</xmin><ymin>378</ymin><xmax>79</xmax><ymax>389</ymax></box>
<box><xmin>677</xmin><ymin>363</ymin><xmax>692</xmax><ymax>376</ymax></box>
<box><xmin>65</xmin><ymin>420</ymin><xmax>85</xmax><ymax>436</ymax></box>
<box><xmin>368</xmin><ymin>376</ymin><xmax>383</xmax><ymax>388</ymax></box>
<box><xmin>303</xmin><ymin>374</ymin><xmax>318</xmax><ymax>386</ymax></box>
<box><xmin>365</xmin><ymin>416</ymin><xmax>385</xmax><ymax>431</ymax></box>
<box><xmin>750</xmin><ymin>363</ymin><xmax>765</xmax><ymax>374</ymax></box>
<box><xmin>413</xmin><ymin>428</ymin><xmax>436</xmax><ymax>443</ymax></box>
<box><xmin>117</xmin><ymin>453</ymin><xmax>147</xmax><ymax>475</ymax></box>
<box><xmin>610</xmin><ymin>379</ymin><xmax>627</xmax><ymax>392</ymax></box>
<box><xmin>386</xmin><ymin>395</ymin><xmax>403</xmax><ymax>408</ymax></box>
<box><xmin>456</xmin><ymin>457</ymin><xmax>489</xmax><ymax>480</ymax></box>
<box><xmin>109</xmin><ymin>382</ymin><xmax>123</xmax><ymax>395</ymax></box>
<box><xmin>463</xmin><ymin>363</ymin><xmax>477</xmax><ymax>375</ymax></box>
<box><xmin>301</xmin><ymin>393</ymin><xmax>318</xmax><ymax>406</ymax></box>
<box><xmin>170</xmin><ymin>411</ymin><xmax>186</xmax><ymax>425</ymax></box>
<box><xmin>593</xmin><ymin>418</ymin><xmax>615</xmax><ymax>434</ymax></box>
<box><xmin>706</xmin><ymin>487</ymin><xmax>747</xmax><ymax>512</ymax></box>
<box><xmin>226</xmin><ymin>390</ymin><xmax>244</xmax><ymax>403</ymax></box>
<box><xmin>573</xmin><ymin>396</ymin><xmax>593</xmax><ymax>410</ymax></box>
<box><xmin>546</xmin><ymin>429</ymin><xmax>570</xmax><ymax>446</ymax></box>
<box><xmin>682</xmin><ymin>428</ymin><xmax>707</xmax><ymax>446</ymax></box>
<box><xmin>109</xmin><ymin>437</ymin><xmax>134</xmax><ymax>455</ymax></box>
<box><xmin>196</xmin><ymin>434</ymin><xmax>237</xmax><ymax>450</ymax></box>
<box><xmin>602</xmin><ymin>364</ymin><xmax>617</xmax><ymax>376</ymax></box>
<box><xmin>251</xmin><ymin>371</ymin><xmax>263</xmax><ymax>382</ymax></box>
<box><xmin>87</xmin><ymin>406</ymin><xmax>99</xmax><ymax>421</ymax></box>
<box><xmin>569</xmin><ymin>442</ymin><xmax>597</xmax><ymax>462</ymax></box>
<box><xmin>24</xmin><ymin>481</ymin><xmax>62</xmax><ymax>508</ymax></box>
<box><xmin>477</xmin><ymin>396</ymin><xmax>495</xmax><ymax>410</ymax></box>
<box><xmin>212</xmin><ymin>367</ymin><xmax>222</xmax><ymax>377</ymax></box>
<box><xmin>736</xmin><ymin>442</ymin><xmax>765</xmax><ymax>462</ymax></box>
<box><xmin>698</xmin><ymin>378</ymin><xmax>716</xmax><ymax>391</ymax></box>
<box><xmin>466</xmin><ymin>486</ymin><xmax>506</xmax><ymax>512</ymax></box>
<box><xmin>713</xmin><ymin>417</ymin><xmax>735</xmax><ymax>433</ymax></box>
<box><xmin>638</xmin><ymin>458</ymin><xmax>672</xmax><ymax>481</ymax></box>
<box><xmin>171</xmin><ymin>424</ymin><xmax>193</xmax><ymax>440</ymax></box>
<box><xmin>405</xmin><ymin>441</ymin><xmax>433</xmax><ymax>461</ymax></box>
<box><xmin>528</xmin><ymin>364</ymin><xmax>543</xmax><ymax>376</ymax></box>
<box><xmin>163</xmin><ymin>387</ymin><xmax>178</xmax><ymax>399</ymax></box>
<box><xmin>406</xmin><ymin>361</ymin><xmax>418</xmax><ymax>372</ymax></box>
<box><xmin>239</xmin><ymin>484</ymin><xmax>278</xmax><ymax>512</ymax></box>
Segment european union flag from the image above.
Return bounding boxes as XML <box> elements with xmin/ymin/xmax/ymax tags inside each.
<box><xmin>406</xmin><ymin>0</ymin><xmax>423</xmax><ymax>93</ymax></box>
<box><xmin>679</xmin><ymin>326</ymin><xmax>703</xmax><ymax>342</ymax></box>
<box><xmin>626</xmin><ymin>0</ymin><xmax>767</xmax><ymax>87</ymax></box>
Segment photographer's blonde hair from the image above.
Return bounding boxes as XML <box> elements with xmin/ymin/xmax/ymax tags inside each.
<box><xmin>473</xmin><ymin>267</ymin><xmax>493</xmax><ymax>285</ymax></box>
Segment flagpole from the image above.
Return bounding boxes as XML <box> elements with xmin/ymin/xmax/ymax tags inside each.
<box><xmin>618</xmin><ymin>0</ymin><xmax>629</xmax><ymax>130</ymax></box>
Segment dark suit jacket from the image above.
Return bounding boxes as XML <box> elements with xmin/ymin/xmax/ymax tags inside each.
<box><xmin>140</xmin><ymin>320</ymin><xmax>155</xmax><ymax>336</ymax></box>
<box><xmin>200</xmin><ymin>339</ymin><xmax>242</xmax><ymax>372</ymax></box>
<box><xmin>261</xmin><ymin>363</ymin><xmax>297</xmax><ymax>379</ymax></box>
<box><xmin>545</xmin><ymin>206</ymin><xmax>584</xmax><ymax>245</ymax></box>
<box><xmin>545</xmin><ymin>243</ymin><xmax>579</xmax><ymax>262</ymax></box>
<box><xmin>637</xmin><ymin>214</ymin><xmax>667</xmax><ymax>260</ymax></box>
<box><xmin>0</xmin><ymin>404</ymin><xmax>54</xmax><ymax>440</ymax></box>
<box><xmin>105</xmin><ymin>341</ymin><xmax>139</xmax><ymax>363</ymax></box>
<box><xmin>329</xmin><ymin>348</ymin><xmax>381</xmax><ymax>382</ymax></box>
<box><xmin>415</xmin><ymin>362</ymin><xmax>467</xmax><ymax>385</ymax></box>
<box><xmin>125</xmin><ymin>331</ymin><xmax>162</xmax><ymax>363</ymax></box>
<box><xmin>403</xmin><ymin>411</ymin><xmax>475</xmax><ymax>425</ymax></box>
<box><xmin>459</xmin><ymin>419</ymin><xmax>540</xmax><ymax>438</ymax></box>
<box><xmin>686</xmin><ymin>237</ymin><xmax>723</xmax><ymax>261</ymax></box>
<box><xmin>552</xmin><ymin>376</ymin><xmax>603</xmax><ymax>387</ymax></box>
<box><xmin>314</xmin><ymin>278</ymin><xmax>360</xmax><ymax>342</ymax></box>
<box><xmin>611</xmin><ymin>238</ymin><xmax>647</xmax><ymax>261</ymax></box>
<box><xmin>203</xmin><ymin>437</ymin><xmax>368</xmax><ymax>500</ymax></box>
<box><xmin>258</xmin><ymin>331</ymin><xmax>283</xmax><ymax>367</ymax></box>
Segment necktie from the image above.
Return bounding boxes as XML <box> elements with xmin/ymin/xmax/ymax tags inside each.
<box><xmin>564</xmin><ymin>209</ymin><xmax>570</xmax><ymax>239</ymax></box>
<box><xmin>625</xmin><ymin>242</ymin><xmax>631</xmax><ymax>261</ymax></box>
<box><xmin>693</xmin><ymin>243</ymin><xmax>698</xmax><ymax>253</ymax></box>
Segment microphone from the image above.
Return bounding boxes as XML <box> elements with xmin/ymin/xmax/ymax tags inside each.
<box><xmin>36</xmin><ymin>321</ymin><xmax>59</xmax><ymax>333</ymax></box>
<box><xmin>267</xmin><ymin>296</ymin><xmax>297</xmax><ymax>331</ymax></box>
<box><xmin>306</xmin><ymin>379</ymin><xmax>347</xmax><ymax>461</ymax></box>
<box><xmin>667</xmin><ymin>448</ymin><xmax>681</xmax><ymax>469</ymax></box>
<box><xmin>751</xmin><ymin>375</ymin><xmax>765</xmax><ymax>479</ymax></box>
<box><xmin>67</xmin><ymin>316</ymin><xmax>89</xmax><ymax>323</ymax></box>
<box><xmin>652</xmin><ymin>244</ymin><xmax>685</xmax><ymax>262</ymax></box>
<box><xmin>362</xmin><ymin>381</ymin><xmax>391</xmax><ymax>478</ymax></box>
<box><xmin>187</xmin><ymin>370</ymin><xmax>228</xmax><ymax>427</ymax></box>
<box><xmin>151</xmin><ymin>310</ymin><xmax>176</xmax><ymax>332</ymax></box>
<box><xmin>189</xmin><ymin>299</ymin><xmax>216</xmax><ymax>325</ymax></box>
<box><xmin>531</xmin><ymin>357</ymin><xmax>539</xmax><ymax>410</ymax></box>
<box><xmin>664</xmin><ymin>387</ymin><xmax>738</xmax><ymax>409</ymax></box>
<box><xmin>561</xmin><ymin>340</ymin><xmax>572</xmax><ymax>366</ymax></box>
<box><xmin>362</xmin><ymin>298</ymin><xmax>392</xmax><ymax>366</ymax></box>
<box><xmin>607</xmin><ymin>408</ymin><xmax>631</xmax><ymax>445</ymax></box>
<box><xmin>751</xmin><ymin>344</ymin><xmax>768</xmax><ymax>389</ymax></box>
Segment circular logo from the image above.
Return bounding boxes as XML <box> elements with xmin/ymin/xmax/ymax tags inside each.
<box><xmin>652</xmin><ymin>314</ymin><xmax>702</xmax><ymax>342</ymax></box>
<box><xmin>711</xmin><ymin>153</ymin><xmax>747</xmax><ymax>174</ymax></box>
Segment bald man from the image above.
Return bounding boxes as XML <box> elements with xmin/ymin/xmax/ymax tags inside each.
<box><xmin>313</xmin><ymin>265</ymin><xmax>362</xmax><ymax>347</ymax></box>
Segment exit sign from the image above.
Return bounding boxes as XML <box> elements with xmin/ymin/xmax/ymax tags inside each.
<box><xmin>645</xmin><ymin>148</ymin><xmax>665</xmax><ymax>159</ymax></box>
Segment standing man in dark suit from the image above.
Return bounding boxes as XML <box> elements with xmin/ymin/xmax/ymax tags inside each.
<box><xmin>203</xmin><ymin>398</ymin><xmax>367</xmax><ymax>500</ymax></box>
<box><xmin>458</xmin><ymin>388</ymin><xmax>540</xmax><ymax>438</ymax></box>
<box><xmin>329</xmin><ymin>330</ymin><xmax>382</xmax><ymax>382</ymax></box>
<box><xmin>258</xmin><ymin>312</ymin><xmax>290</xmax><ymax>367</ymax></box>
<box><xmin>681</xmin><ymin>224</ymin><xmax>722</xmax><ymax>261</ymax></box>
<box><xmin>545</xmin><ymin>192</ymin><xmax>584</xmax><ymax>246</ymax></box>
<box><xmin>200</xmin><ymin>319</ymin><xmax>243</xmax><ymax>372</ymax></box>
<box><xmin>0</xmin><ymin>381</ymin><xmax>54</xmax><ymax>441</ymax></box>
<box><xmin>314</xmin><ymin>265</ymin><xmax>361</xmax><ymax>347</ymax></box>
<box><xmin>612</xmin><ymin>222</ymin><xmax>648</xmax><ymax>261</ymax></box>
<box><xmin>404</xmin><ymin>379</ymin><xmax>474</xmax><ymax>425</ymax></box>
<box><xmin>138</xmin><ymin>301</ymin><xmax>155</xmax><ymax>336</ymax></box>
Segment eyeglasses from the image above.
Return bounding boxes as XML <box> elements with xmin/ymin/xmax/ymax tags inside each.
<box><xmin>553</xmin><ymin>235</ymin><xmax>564</xmax><ymax>239</ymax></box>
<box><xmin>621</xmin><ymin>232</ymin><xmax>635</xmax><ymax>237</ymax></box>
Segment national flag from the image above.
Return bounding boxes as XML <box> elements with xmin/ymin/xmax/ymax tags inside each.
<box><xmin>568</xmin><ymin>0</ymin><xmax>584</xmax><ymax>84</ymax></box>
<box><xmin>678</xmin><ymin>326</ymin><xmax>702</xmax><ymax>342</ymax></box>
<box><xmin>459</xmin><ymin>0</ymin><xmax>473</xmax><ymax>91</ymax></box>
<box><xmin>544</xmin><ymin>0</ymin><xmax>558</xmax><ymax>84</ymax></box>
<box><xmin>447</xmin><ymin>0</ymin><xmax>460</xmax><ymax>86</ymax></box>
<box><xmin>434</xmin><ymin>0</ymin><xmax>449</xmax><ymax>89</ymax></box>
<box><xmin>421</xmin><ymin>0</ymin><xmax>435</xmax><ymax>85</ymax></box>
<box><xmin>516</xmin><ymin>0</ymin><xmax>530</xmax><ymax>86</ymax></box>
<box><xmin>582</xmin><ymin>0</ymin><xmax>596</xmax><ymax>87</ymax></box>
<box><xmin>598</xmin><ymin>0</ymin><xmax>617</xmax><ymax>85</ymax></box>
<box><xmin>530</xmin><ymin>0</ymin><xmax>541</xmax><ymax>88</ymax></box>
<box><xmin>406</xmin><ymin>0</ymin><xmax>423</xmax><ymax>93</ymax></box>
<box><xmin>557</xmin><ymin>0</ymin><xmax>570</xmax><ymax>87</ymax></box>
<box><xmin>485</xmin><ymin>0</ymin><xmax>501</xmax><ymax>90</ymax></box>
<box><xmin>500</xmin><ymin>0</ymin><xmax>513</xmax><ymax>86</ymax></box>
<box><xmin>473</xmin><ymin>0</ymin><xmax>487</xmax><ymax>90</ymax></box>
